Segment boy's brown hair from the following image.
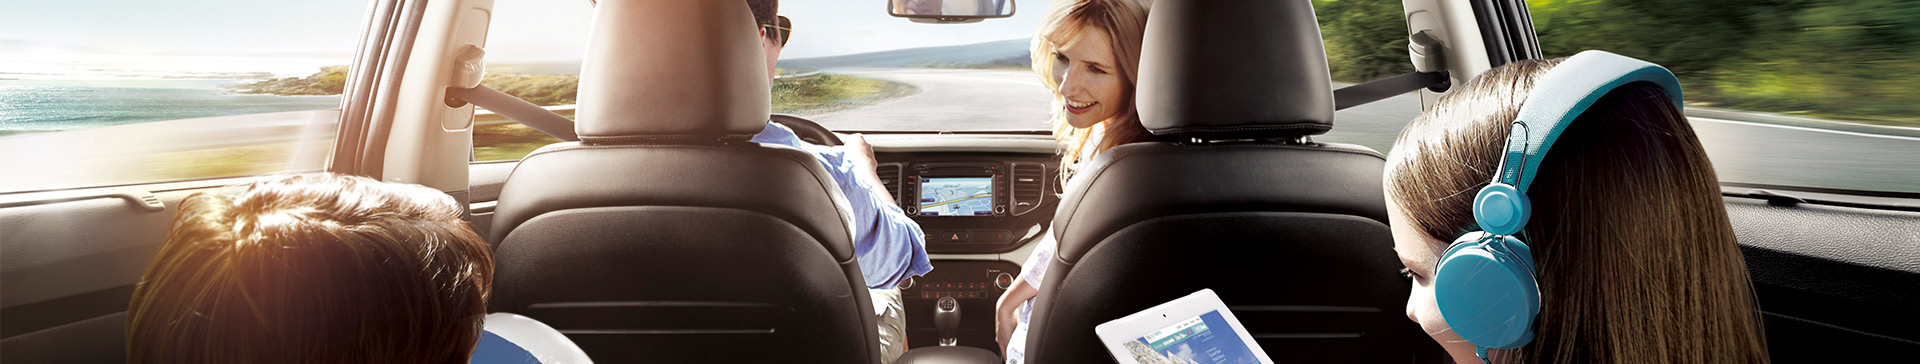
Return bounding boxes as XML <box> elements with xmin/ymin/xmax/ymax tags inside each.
<box><xmin>126</xmin><ymin>173</ymin><xmax>493</xmax><ymax>363</ymax></box>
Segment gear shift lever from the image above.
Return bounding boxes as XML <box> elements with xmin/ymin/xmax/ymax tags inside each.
<box><xmin>935</xmin><ymin>296</ymin><xmax>960</xmax><ymax>346</ymax></box>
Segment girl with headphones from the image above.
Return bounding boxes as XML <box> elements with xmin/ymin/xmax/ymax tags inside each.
<box><xmin>1383</xmin><ymin>51</ymin><xmax>1770</xmax><ymax>363</ymax></box>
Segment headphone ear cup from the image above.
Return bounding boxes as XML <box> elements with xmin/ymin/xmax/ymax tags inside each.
<box><xmin>1434</xmin><ymin>232</ymin><xmax>1541</xmax><ymax>349</ymax></box>
<box><xmin>1496</xmin><ymin>235</ymin><xmax>1541</xmax><ymax>317</ymax></box>
<box><xmin>1474</xmin><ymin>183</ymin><xmax>1532</xmax><ymax>236</ymax></box>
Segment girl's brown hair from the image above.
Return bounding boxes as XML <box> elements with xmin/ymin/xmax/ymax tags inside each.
<box><xmin>126</xmin><ymin>174</ymin><xmax>493</xmax><ymax>363</ymax></box>
<box><xmin>1031</xmin><ymin>0</ymin><xmax>1154</xmax><ymax>177</ymax></box>
<box><xmin>1385</xmin><ymin>58</ymin><xmax>1769</xmax><ymax>363</ymax></box>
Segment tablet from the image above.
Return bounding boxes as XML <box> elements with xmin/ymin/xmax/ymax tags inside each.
<box><xmin>1094</xmin><ymin>289</ymin><xmax>1274</xmax><ymax>364</ymax></box>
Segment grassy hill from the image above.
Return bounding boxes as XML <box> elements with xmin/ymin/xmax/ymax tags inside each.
<box><xmin>230</xmin><ymin>66</ymin><xmax>348</xmax><ymax>95</ymax></box>
<box><xmin>779</xmin><ymin>38</ymin><xmax>1031</xmax><ymax>71</ymax></box>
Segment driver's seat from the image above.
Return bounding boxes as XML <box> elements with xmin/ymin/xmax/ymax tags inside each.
<box><xmin>487</xmin><ymin>1</ymin><xmax>880</xmax><ymax>363</ymax></box>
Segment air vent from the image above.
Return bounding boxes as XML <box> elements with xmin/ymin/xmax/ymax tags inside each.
<box><xmin>1011</xmin><ymin>162</ymin><xmax>1045</xmax><ymax>216</ymax></box>
<box><xmin>877</xmin><ymin>163</ymin><xmax>903</xmax><ymax>205</ymax></box>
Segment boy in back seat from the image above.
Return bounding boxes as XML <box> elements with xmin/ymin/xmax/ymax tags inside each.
<box><xmin>126</xmin><ymin>174</ymin><xmax>494</xmax><ymax>363</ymax></box>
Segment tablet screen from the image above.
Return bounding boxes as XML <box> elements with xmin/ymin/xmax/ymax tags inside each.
<box><xmin>1123</xmin><ymin>310</ymin><xmax>1264</xmax><ymax>364</ymax></box>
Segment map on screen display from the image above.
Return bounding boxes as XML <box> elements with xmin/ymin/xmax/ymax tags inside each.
<box><xmin>919</xmin><ymin>177</ymin><xmax>994</xmax><ymax>216</ymax></box>
<box><xmin>1125</xmin><ymin>310</ymin><xmax>1263</xmax><ymax>364</ymax></box>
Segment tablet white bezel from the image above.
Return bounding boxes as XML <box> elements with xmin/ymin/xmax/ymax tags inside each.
<box><xmin>1094</xmin><ymin>289</ymin><xmax>1275</xmax><ymax>364</ymax></box>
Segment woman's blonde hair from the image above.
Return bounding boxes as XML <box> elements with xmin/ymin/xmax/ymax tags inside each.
<box><xmin>1031</xmin><ymin>0</ymin><xmax>1154</xmax><ymax>177</ymax></box>
<box><xmin>126</xmin><ymin>173</ymin><xmax>493</xmax><ymax>363</ymax></box>
<box><xmin>1385</xmin><ymin>58</ymin><xmax>1769</xmax><ymax>363</ymax></box>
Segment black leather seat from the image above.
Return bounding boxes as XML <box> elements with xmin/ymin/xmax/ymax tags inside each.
<box><xmin>1022</xmin><ymin>1</ymin><xmax>1444</xmax><ymax>362</ymax></box>
<box><xmin>486</xmin><ymin>1</ymin><xmax>879</xmax><ymax>362</ymax></box>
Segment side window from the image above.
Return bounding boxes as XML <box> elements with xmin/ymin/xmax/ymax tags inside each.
<box><xmin>472</xmin><ymin>0</ymin><xmax>591</xmax><ymax>162</ymax></box>
<box><xmin>1311</xmin><ymin>0</ymin><xmax>1424</xmax><ymax>153</ymax></box>
<box><xmin>0</xmin><ymin>0</ymin><xmax>370</xmax><ymax>193</ymax></box>
<box><xmin>1529</xmin><ymin>0</ymin><xmax>1920</xmax><ymax>193</ymax></box>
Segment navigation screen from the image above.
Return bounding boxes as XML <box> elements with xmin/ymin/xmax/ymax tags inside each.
<box><xmin>1124</xmin><ymin>310</ymin><xmax>1264</xmax><ymax>364</ymax></box>
<box><xmin>918</xmin><ymin>177</ymin><xmax>995</xmax><ymax>216</ymax></box>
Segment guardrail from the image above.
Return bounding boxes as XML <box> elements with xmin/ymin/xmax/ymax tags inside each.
<box><xmin>776</xmin><ymin>70</ymin><xmax>824</xmax><ymax>80</ymax></box>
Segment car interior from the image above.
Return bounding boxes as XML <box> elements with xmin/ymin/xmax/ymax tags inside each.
<box><xmin>1</xmin><ymin>0</ymin><xmax>1916</xmax><ymax>363</ymax></box>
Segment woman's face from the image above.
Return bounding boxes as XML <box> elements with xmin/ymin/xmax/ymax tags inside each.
<box><xmin>1386</xmin><ymin>197</ymin><xmax>1487</xmax><ymax>364</ymax></box>
<box><xmin>1049</xmin><ymin>28</ymin><xmax>1126</xmax><ymax>129</ymax></box>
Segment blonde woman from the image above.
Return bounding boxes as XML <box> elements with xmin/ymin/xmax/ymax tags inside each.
<box><xmin>993</xmin><ymin>0</ymin><xmax>1151</xmax><ymax>362</ymax></box>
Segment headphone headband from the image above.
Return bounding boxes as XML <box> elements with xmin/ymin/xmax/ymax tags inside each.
<box><xmin>1497</xmin><ymin>50</ymin><xmax>1684</xmax><ymax>192</ymax></box>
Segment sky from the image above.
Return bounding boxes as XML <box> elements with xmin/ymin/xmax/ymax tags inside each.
<box><xmin>0</xmin><ymin>0</ymin><xmax>1045</xmax><ymax>79</ymax></box>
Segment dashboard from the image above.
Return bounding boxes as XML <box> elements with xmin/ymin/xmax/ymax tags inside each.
<box><xmin>866</xmin><ymin>133</ymin><xmax>1062</xmax><ymax>353</ymax></box>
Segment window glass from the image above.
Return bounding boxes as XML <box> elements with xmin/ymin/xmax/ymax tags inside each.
<box><xmin>1528</xmin><ymin>0</ymin><xmax>1920</xmax><ymax>193</ymax></box>
<box><xmin>470</xmin><ymin>0</ymin><xmax>1428</xmax><ymax>161</ymax></box>
<box><xmin>472</xmin><ymin>0</ymin><xmax>591</xmax><ymax>162</ymax></box>
<box><xmin>471</xmin><ymin>0</ymin><xmax>1056</xmax><ymax>162</ymax></box>
<box><xmin>1311</xmin><ymin>0</ymin><xmax>1426</xmax><ymax>154</ymax></box>
<box><xmin>0</xmin><ymin>0</ymin><xmax>367</xmax><ymax>192</ymax></box>
<box><xmin>469</xmin><ymin>0</ymin><xmax>1920</xmax><ymax>196</ymax></box>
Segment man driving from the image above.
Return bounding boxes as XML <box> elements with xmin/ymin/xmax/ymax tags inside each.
<box><xmin>745</xmin><ymin>1</ymin><xmax>932</xmax><ymax>362</ymax></box>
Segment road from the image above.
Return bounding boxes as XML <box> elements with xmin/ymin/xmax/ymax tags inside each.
<box><xmin>805</xmin><ymin>68</ymin><xmax>1054</xmax><ymax>131</ymax></box>
<box><xmin>806</xmin><ymin>68</ymin><xmax>1920</xmax><ymax>193</ymax></box>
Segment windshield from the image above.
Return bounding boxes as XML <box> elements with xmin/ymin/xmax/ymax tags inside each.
<box><xmin>2</xmin><ymin>0</ymin><xmax>1915</xmax><ymax>196</ymax></box>
<box><xmin>771</xmin><ymin>2</ymin><xmax>1050</xmax><ymax>132</ymax></box>
<box><xmin>476</xmin><ymin>0</ymin><xmax>1920</xmax><ymax>195</ymax></box>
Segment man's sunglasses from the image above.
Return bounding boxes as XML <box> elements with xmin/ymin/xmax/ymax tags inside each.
<box><xmin>762</xmin><ymin>15</ymin><xmax>792</xmax><ymax>47</ymax></box>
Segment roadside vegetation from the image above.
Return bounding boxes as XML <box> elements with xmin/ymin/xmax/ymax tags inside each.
<box><xmin>230</xmin><ymin>66</ymin><xmax>349</xmax><ymax>95</ymax></box>
<box><xmin>771</xmin><ymin>72</ymin><xmax>917</xmax><ymax>115</ymax></box>
<box><xmin>1313</xmin><ymin>0</ymin><xmax>1920</xmax><ymax>127</ymax></box>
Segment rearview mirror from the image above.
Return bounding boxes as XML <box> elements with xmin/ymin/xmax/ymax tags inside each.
<box><xmin>889</xmin><ymin>0</ymin><xmax>1016</xmax><ymax>24</ymax></box>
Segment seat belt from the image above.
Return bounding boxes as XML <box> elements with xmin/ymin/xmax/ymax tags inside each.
<box><xmin>448</xmin><ymin>85</ymin><xmax>580</xmax><ymax>142</ymax></box>
<box><xmin>1333</xmin><ymin>71</ymin><xmax>1450</xmax><ymax>110</ymax></box>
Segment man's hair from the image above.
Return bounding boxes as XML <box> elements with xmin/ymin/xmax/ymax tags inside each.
<box><xmin>126</xmin><ymin>173</ymin><xmax>493</xmax><ymax>363</ymax></box>
<box><xmin>746</xmin><ymin>0</ymin><xmax>778</xmax><ymax>26</ymax></box>
<box><xmin>1386</xmin><ymin>58</ymin><xmax>1769</xmax><ymax>363</ymax></box>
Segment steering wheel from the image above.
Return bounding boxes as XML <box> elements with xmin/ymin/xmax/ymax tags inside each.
<box><xmin>770</xmin><ymin>113</ymin><xmax>843</xmax><ymax>146</ymax></box>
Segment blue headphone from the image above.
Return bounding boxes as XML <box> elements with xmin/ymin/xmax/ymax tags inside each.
<box><xmin>1431</xmin><ymin>50</ymin><xmax>1684</xmax><ymax>357</ymax></box>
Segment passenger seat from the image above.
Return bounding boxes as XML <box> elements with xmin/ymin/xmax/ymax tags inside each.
<box><xmin>1022</xmin><ymin>1</ymin><xmax>1445</xmax><ymax>362</ymax></box>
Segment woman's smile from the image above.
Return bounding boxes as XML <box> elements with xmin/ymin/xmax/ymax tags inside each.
<box><xmin>1066</xmin><ymin>99</ymin><xmax>1096</xmax><ymax>114</ymax></box>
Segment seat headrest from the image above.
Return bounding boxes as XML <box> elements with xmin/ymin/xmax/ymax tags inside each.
<box><xmin>575</xmin><ymin>0</ymin><xmax>771</xmax><ymax>142</ymax></box>
<box><xmin>1136</xmin><ymin>0</ymin><xmax>1334</xmax><ymax>139</ymax></box>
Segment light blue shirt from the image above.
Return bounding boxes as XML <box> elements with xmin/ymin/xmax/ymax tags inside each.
<box><xmin>752</xmin><ymin>122</ymin><xmax>933</xmax><ymax>290</ymax></box>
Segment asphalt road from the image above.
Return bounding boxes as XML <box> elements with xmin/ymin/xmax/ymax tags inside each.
<box><xmin>805</xmin><ymin>68</ymin><xmax>1920</xmax><ymax>193</ymax></box>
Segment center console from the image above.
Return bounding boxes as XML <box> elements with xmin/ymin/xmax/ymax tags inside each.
<box><xmin>901</xmin><ymin>260</ymin><xmax>1022</xmax><ymax>354</ymax></box>
<box><xmin>877</xmin><ymin>158</ymin><xmax>1057</xmax><ymax>254</ymax></box>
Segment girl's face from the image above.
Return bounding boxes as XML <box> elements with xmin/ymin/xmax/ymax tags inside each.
<box><xmin>1386</xmin><ymin>197</ymin><xmax>1488</xmax><ymax>364</ymax></box>
<box><xmin>1049</xmin><ymin>27</ymin><xmax>1127</xmax><ymax>129</ymax></box>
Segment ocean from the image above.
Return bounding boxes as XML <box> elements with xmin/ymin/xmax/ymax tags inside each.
<box><xmin>0</xmin><ymin>80</ymin><xmax>341</xmax><ymax>133</ymax></box>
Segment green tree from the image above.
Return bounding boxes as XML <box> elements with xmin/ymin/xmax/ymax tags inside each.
<box><xmin>1314</xmin><ymin>0</ymin><xmax>1413</xmax><ymax>82</ymax></box>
